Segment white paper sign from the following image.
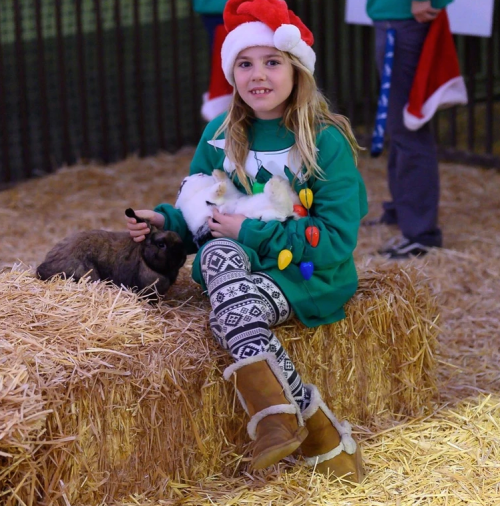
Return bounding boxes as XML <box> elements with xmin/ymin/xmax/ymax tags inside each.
<box><xmin>345</xmin><ymin>0</ymin><xmax>373</xmax><ymax>26</ymax></box>
<box><xmin>345</xmin><ymin>0</ymin><xmax>495</xmax><ymax>37</ymax></box>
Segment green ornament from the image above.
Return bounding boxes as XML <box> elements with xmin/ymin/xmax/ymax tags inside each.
<box><xmin>252</xmin><ymin>181</ymin><xmax>265</xmax><ymax>194</ymax></box>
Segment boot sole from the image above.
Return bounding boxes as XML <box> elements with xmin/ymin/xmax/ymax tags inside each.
<box><xmin>251</xmin><ymin>426</ymin><xmax>309</xmax><ymax>471</ymax></box>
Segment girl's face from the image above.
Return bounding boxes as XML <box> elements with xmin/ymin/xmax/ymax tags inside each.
<box><xmin>233</xmin><ymin>46</ymin><xmax>294</xmax><ymax>120</ymax></box>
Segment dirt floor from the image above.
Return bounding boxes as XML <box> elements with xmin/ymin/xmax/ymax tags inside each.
<box><xmin>1</xmin><ymin>149</ymin><xmax>499</xmax><ymax>504</ymax></box>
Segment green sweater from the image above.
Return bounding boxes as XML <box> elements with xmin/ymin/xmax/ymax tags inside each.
<box><xmin>367</xmin><ymin>0</ymin><xmax>453</xmax><ymax>20</ymax></box>
<box><xmin>154</xmin><ymin>115</ymin><xmax>368</xmax><ymax>328</ymax></box>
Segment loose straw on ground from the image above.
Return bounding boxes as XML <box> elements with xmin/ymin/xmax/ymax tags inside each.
<box><xmin>1</xmin><ymin>151</ymin><xmax>499</xmax><ymax>505</ymax></box>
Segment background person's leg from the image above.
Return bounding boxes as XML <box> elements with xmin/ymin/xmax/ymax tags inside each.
<box><xmin>374</xmin><ymin>20</ymin><xmax>442</xmax><ymax>248</ymax></box>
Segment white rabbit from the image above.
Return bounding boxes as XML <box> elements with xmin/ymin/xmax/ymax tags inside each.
<box><xmin>175</xmin><ymin>170</ymin><xmax>300</xmax><ymax>248</ymax></box>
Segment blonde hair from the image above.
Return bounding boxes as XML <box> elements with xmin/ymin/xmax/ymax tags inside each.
<box><xmin>214</xmin><ymin>52</ymin><xmax>362</xmax><ymax>194</ymax></box>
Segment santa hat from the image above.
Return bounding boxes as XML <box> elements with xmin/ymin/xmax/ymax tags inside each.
<box><xmin>221</xmin><ymin>0</ymin><xmax>316</xmax><ymax>86</ymax></box>
<box><xmin>201</xmin><ymin>24</ymin><xmax>234</xmax><ymax>121</ymax></box>
<box><xmin>404</xmin><ymin>10</ymin><xmax>468</xmax><ymax>131</ymax></box>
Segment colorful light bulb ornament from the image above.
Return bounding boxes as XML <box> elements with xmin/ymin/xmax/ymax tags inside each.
<box><xmin>299</xmin><ymin>188</ymin><xmax>313</xmax><ymax>209</ymax></box>
<box><xmin>278</xmin><ymin>249</ymin><xmax>293</xmax><ymax>270</ymax></box>
<box><xmin>296</xmin><ymin>188</ymin><xmax>317</xmax><ymax>280</ymax></box>
<box><xmin>278</xmin><ymin>187</ymin><xmax>318</xmax><ymax>280</ymax></box>
<box><xmin>300</xmin><ymin>261</ymin><xmax>314</xmax><ymax>280</ymax></box>
<box><xmin>252</xmin><ymin>181</ymin><xmax>265</xmax><ymax>194</ymax></box>
<box><xmin>305</xmin><ymin>226</ymin><xmax>319</xmax><ymax>247</ymax></box>
<box><xmin>293</xmin><ymin>204</ymin><xmax>308</xmax><ymax>217</ymax></box>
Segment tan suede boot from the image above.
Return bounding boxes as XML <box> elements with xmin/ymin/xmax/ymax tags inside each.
<box><xmin>224</xmin><ymin>353</ymin><xmax>308</xmax><ymax>470</ymax></box>
<box><xmin>300</xmin><ymin>384</ymin><xmax>365</xmax><ymax>483</ymax></box>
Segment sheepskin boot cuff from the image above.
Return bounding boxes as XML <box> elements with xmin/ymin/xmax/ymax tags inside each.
<box><xmin>223</xmin><ymin>353</ymin><xmax>308</xmax><ymax>470</ymax></box>
<box><xmin>302</xmin><ymin>384</ymin><xmax>356</xmax><ymax>459</ymax></box>
<box><xmin>300</xmin><ymin>384</ymin><xmax>364</xmax><ymax>483</ymax></box>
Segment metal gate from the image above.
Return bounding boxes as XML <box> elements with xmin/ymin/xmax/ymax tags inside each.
<box><xmin>0</xmin><ymin>0</ymin><xmax>498</xmax><ymax>186</ymax></box>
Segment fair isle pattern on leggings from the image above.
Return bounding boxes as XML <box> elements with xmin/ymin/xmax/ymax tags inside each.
<box><xmin>201</xmin><ymin>238</ymin><xmax>310</xmax><ymax>410</ymax></box>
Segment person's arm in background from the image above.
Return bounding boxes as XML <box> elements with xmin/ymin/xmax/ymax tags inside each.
<box><xmin>411</xmin><ymin>1</ymin><xmax>441</xmax><ymax>22</ymax></box>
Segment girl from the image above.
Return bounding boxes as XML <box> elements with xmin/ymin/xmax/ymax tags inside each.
<box><xmin>127</xmin><ymin>0</ymin><xmax>367</xmax><ymax>483</ymax></box>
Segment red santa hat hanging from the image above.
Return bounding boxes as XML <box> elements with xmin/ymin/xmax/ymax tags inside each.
<box><xmin>221</xmin><ymin>0</ymin><xmax>316</xmax><ymax>85</ymax></box>
<box><xmin>404</xmin><ymin>9</ymin><xmax>468</xmax><ymax>131</ymax></box>
<box><xmin>201</xmin><ymin>24</ymin><xmax>234</xmax><ymax>121</ymax></box>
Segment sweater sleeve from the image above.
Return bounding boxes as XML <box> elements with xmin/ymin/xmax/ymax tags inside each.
<box><xmin>237</xmin><ymin>126</ymin><xmax>368</xmax><ymax>269</ymax></box>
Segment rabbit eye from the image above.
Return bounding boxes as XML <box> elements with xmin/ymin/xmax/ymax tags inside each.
<box><xmin>156</xmin><ymin>241</ymin><xmax>166</xmax><ymax>249</ymax></box>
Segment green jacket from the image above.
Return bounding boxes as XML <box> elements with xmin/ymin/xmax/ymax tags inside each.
<box><xmin>154</xmin><ymin>115</ymin><xmax>368</xmax><ymax>328</ymax></box>
<box><xmin>192</xmin><ymin>0</ymin><xmax>227</xmax><ymax>15</ymax></box>
<box><xmin>367</xmin><ymin>0</ymin><xmax>453</xmax><ymax>20</ymax></box>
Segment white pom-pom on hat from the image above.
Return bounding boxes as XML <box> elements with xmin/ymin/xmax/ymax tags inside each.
<box><xmin>274</xmin><ymin>24</ymin><xmax>301</xmax><ymax>51</ymax></box>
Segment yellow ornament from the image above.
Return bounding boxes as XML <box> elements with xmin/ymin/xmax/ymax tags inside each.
<box><xmin>299</xmin><ymin>188</ymin><xmax>313</xmax><ymax>209</ymax></box>
<box><xmin>278</xmin><ymin>249</ymin><xmax>293</xmax><ymax>270</ymax></box>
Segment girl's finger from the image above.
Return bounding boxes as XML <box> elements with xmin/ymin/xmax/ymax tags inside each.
<box><xmin>130</xmin><ymin>225</ymin><xmax>147</xmax><ymax>235</ymax></box>
<box><xmin>130</xmin><ymin>223</ymin><xmax>149</xmax><ymax>231</ymax></box>
<box><xmin>208</xmin><ymin>217</ymin><xmax>219</xmax><ymax>231</ymax></box>
<box><xmin>212</xmin><ymin>209</ymin><xmax>225</xmax><ymax>220</ymax></box>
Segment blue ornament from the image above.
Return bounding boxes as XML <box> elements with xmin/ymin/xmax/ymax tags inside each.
<box><xmin>300</xmin><ymin>261</ymin><xmax>314</xmax><ymax>280</ymax></box>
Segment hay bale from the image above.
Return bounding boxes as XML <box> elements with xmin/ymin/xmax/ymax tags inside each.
<box><xmin>278</xmin><ymin>264</ymin><xmax>439</xmax><ymax>424</ymax></box>
<box><xmin>0</xmin><ymin>261</ymin><xmax>438</xmax><ymax>505</ymax></box>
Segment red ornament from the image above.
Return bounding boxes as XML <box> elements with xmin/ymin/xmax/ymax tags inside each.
<box><xmin>293</xmin><ymin>204</ymin><xmax>308</xmax><ymax>217</ymax></box>
<box><xmin>305</xmin><ymin>226</ymin><xmax>319</xmax><ymax>247</ymax></box>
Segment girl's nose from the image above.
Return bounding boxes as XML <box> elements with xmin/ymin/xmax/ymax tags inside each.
<box><xmin>251</xmin><ymin>64</ymin><xmax>266</xmax><ymax>80</ymax></box>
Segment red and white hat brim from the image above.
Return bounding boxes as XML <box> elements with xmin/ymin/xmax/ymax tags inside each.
<box><xmin>221</xmin><ymin>21</ymin><xmax>315</xmax><ymax>85</ymax></box>
<box><xmin>201</xmin><ymin>92</ymin><xmax>233</xmax><ymax>121</ymax></box>
<box><xmin>403</xmin><ymin>76</ymin><xmax>468</xmax><ymax>131</ymax></box>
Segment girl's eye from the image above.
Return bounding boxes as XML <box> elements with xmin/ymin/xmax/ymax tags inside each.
<box><xmin>267</xmin><ymin>60</ymin><xmax>280</xmax><ymax>66</ymax></box>
<box><xmin>238</xmin><ymin>61</ymin><xmax>251</xmax><ymax>68</ymax></box>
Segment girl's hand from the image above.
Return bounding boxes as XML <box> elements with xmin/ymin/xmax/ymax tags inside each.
<box><xmin>208</xmin><ymin>209</ymin><xmax>246</xmax><ymax>240</ymax></box>
<box><xmin>125</xmin><ymin>210</ymin><xmax>165</xmax><ymax>242</ymax></box>
<box><xmin>411</xmin><ymin>1</ymin><xmax>440</xmax><ymax>23</ymax></box>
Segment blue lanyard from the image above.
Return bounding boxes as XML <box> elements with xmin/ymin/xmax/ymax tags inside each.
<box><xmin>371</xmin><ymin>28</ymin><xmax>396</xmax><ymax>157</ymax></box>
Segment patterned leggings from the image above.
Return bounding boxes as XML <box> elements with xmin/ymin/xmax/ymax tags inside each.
<box><xmin>200</xmin><ymin>238</ymin><xmax>310</xmax><ymax>410</ymax></box>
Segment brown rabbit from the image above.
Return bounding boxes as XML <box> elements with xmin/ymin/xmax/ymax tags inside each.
<box><xmin>36</xmin><ymin>208</ymin><xmax>187</xmax><ymax>299</ymax></box>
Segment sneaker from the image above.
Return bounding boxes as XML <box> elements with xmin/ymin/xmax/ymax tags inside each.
<box><xmin>378</xmin><ymin>236</ymin><xmax>430</xmax><ymax>259</ymax></box>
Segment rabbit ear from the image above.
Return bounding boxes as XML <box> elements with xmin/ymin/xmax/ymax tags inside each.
<box><xmin>215</xmin><ymin>181</ymin><xmax>227</xmax><ymax>198</ymax></box>
<box><xmin>177</xmin><ymin>177</ymin><xmax>189</xmax><ymax>199</ymax></box>
<box><xmin>212</xmin><ymin>169</ymin><xmax>228</xmax><ymax>182</ymax></box>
